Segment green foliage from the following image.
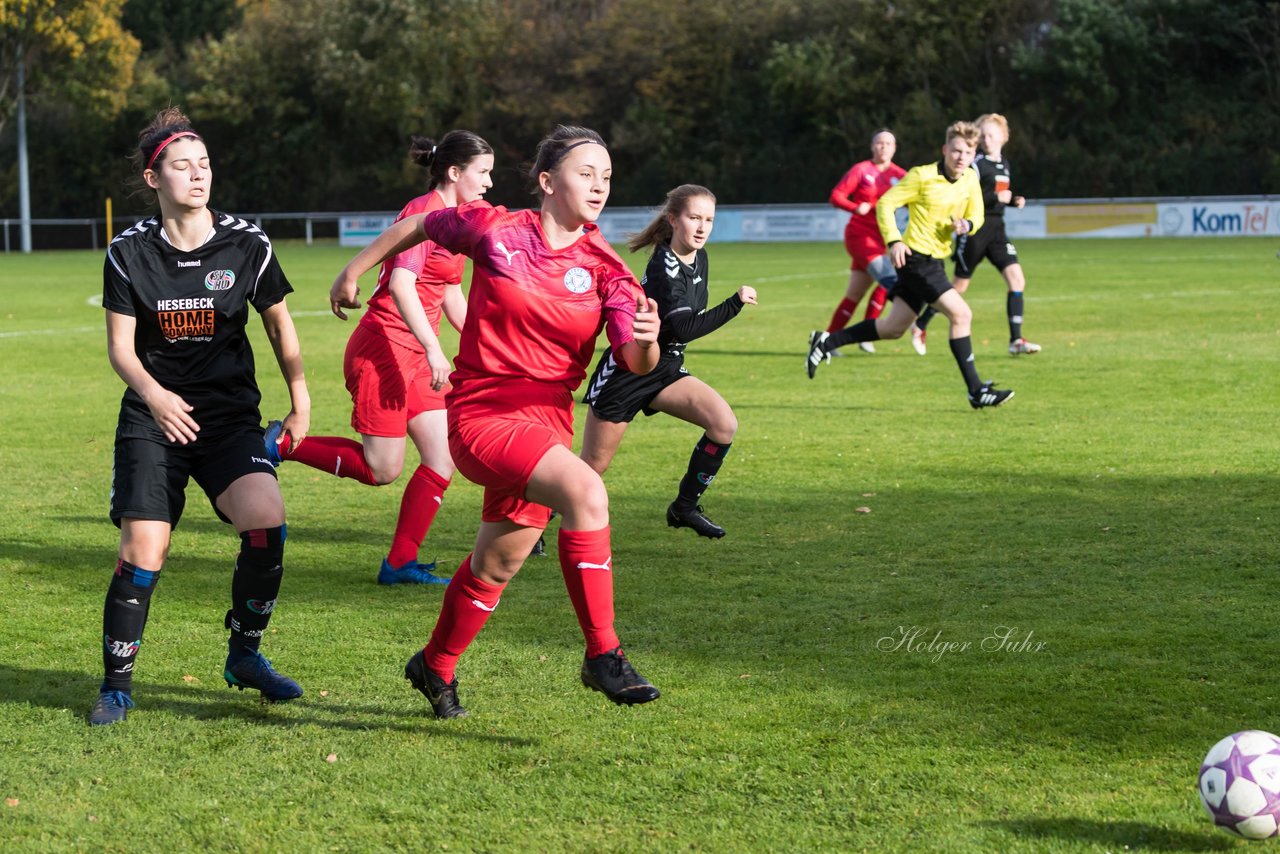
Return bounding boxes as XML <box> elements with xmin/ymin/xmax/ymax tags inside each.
<box><xmin>0</xmin><ymin>236</ymin><xmax>1277</xmax><ymax>850</ymax></box>
<box><xmin>3</xmin><ymin>0</ymin><xmax>1279</xmax><ymax>215</ymax></box>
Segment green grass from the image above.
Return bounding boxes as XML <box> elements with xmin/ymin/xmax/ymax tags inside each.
<box><xmin>0</xmin><ymin>236</ymin><xmax>1277</xmax><ymax>852</ymax></box>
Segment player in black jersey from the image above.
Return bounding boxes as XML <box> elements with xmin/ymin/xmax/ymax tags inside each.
<box><xmin>89</xmin><ymin>107</ymin><xmax>312</xmax><ymax>725</ymax></box>
<box><xmin>582</xmin><ymin>185</ymin><xmax>757</xmax><ymax>538</ymax></box>
<box><xmin>914</xmin><ymin>113</ymin><xmax>1041</xmax><ymax>356</ymax></box>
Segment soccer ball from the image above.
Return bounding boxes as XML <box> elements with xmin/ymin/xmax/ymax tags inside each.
<box><xmin>1197</xmin><ymin>730</ymin><xmax>1280</xmax><ymax>839</ymax></box>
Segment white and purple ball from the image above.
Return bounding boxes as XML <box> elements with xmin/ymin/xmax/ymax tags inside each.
<box><xmin>1197</xmin><ymin>730</ymin><xmax>1280</xmax><ymax>839</ymax></box>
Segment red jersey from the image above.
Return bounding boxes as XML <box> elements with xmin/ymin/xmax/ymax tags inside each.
<box><xmin>420</xmin><ymin>202</ymin><xmax>642</xmax><ymax>415</ymax></box>
<box><xmin>360</xmin><ymin>190</ymin><xmax>464</xmax><ymax>351</ymax></box>
<box><xmin>830</xmin><ymin>159</ymin><xmax>907</xmax><ymax>241</ymax></box>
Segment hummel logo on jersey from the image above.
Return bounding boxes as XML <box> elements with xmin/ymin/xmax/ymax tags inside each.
<box><xmin>693</xmin><ymin>276</ymin><xmax>703</xmax><ymax>284</ymax></box>
<box><xmin>495</xmin><ymin>241</ymin><xmax>522</xmax><ymax>265</ymax></box>
<box><xmin>470</xmin><ymin>598</ymin><xmax>498</xmax><ymax>613</ymax></box>
<box><xmin>178</xmin><ymin>259</ymin><xmax>201</xmax><ymax>268</ymax></box>
<box><xmin>576</xmin><ymin>557</ymin><xmax>612</xmax><ymax>572</ymax></box>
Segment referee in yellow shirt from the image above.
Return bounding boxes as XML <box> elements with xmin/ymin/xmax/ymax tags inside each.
<box><xmin>807</xmin><ymin>121</ymin><xmax>1013</xmax><ymax>408</ymax></box>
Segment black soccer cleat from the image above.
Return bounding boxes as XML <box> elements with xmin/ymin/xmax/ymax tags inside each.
<box><xmin>224</xmin><ymin>647</ymin><xmax>303</xmax><ymax>702</ymax></box>
<box><xmin>806</xmin><ymin>330</ymin><xmax>830</xmax><ymax>379</ymax></box>
<box><xmin>968</xmin><ymin>381</ymin><xmax>1015</xmax><ymax>409</ymax></box>
<box><xmin>581</xmin><ymin>647</ymin><xmax>660</xmax><ymax>706</ymax></box>
<box><xmin>667</xmin><ymin>503</ymin><xmax>726</xmax><ymax>539</ymax></box>
<box><xmin>89</xmin><ymin>688</ymin><xmax>134</xmax><ymax>726</ymax></box>
<box><xmin>404</xmin><ymin>650</ymin><xmax>468</xmax><ymax>718</ymax></box>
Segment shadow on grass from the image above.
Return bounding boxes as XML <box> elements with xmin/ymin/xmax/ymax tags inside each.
<box><xmin>988</xmin><ymin>817</ymin><xmax>1235</xmax><ymax>851</ymax></box>
<box><xmin>1</xmin><ymin>663</ymin><xmax>537</xmax><ymax>744</ymax></box>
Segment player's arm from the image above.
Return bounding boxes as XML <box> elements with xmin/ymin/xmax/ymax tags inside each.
<box><xmin>962</xmin><ymin>173</ymin><xmax>985</xmax><ymax>236</ymax></box>
<box><xmin>105</xmin><ymin>309</ymin><xmax>200</xmax><ymax>445</ymax></box>
<box><xmin>615</xmin><ymin>295</ymin><xmax>660</xmax><ymax>376</ymax></box>
<box><xmin>442</xmin><ymin>283</ymin><xmax>467</xmax><ymax>332</ymax></box>
<box><xmin>331</xmin><ymin>214</ymin><xmax>428</xmax><ymax>319</ymax></box>
<box><xmin>828</xmin><ymin>167</ymin><xmax>862</xmax><ymax>213</ymax></box>
<box><xmin>388</xmin><ymin>267</ymin><xmax>451</xmax><ymax>391</ymax></box>
<box><xmin>260</xmin><ymin>300</ymin><xmax>311</xmax><ymax>445</ymax></box>
<box><xmin>664</xmin><ymin>290</ymin><xmax>753</xmax><ymax>342</ymax></box>
<box><xmin>877</xmin><ymin>168</ymin><xmax>918</xmax><ymax>267</ymax></box>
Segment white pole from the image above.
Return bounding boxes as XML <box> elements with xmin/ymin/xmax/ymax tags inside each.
<box><xmin>16</xmin><ymin>43</ymin><xmax>32</xmax><ymax>253</ymax></box>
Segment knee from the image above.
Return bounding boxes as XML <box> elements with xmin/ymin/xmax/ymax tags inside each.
<box><xmin>368</xmin><ymin>461</ymin><xmax>403</xmax><ymax>486</ymax></box>
<box><xmin>579</xmin><ymin>448</ymin><xmax>612</xmax><ymax>476</ymax></box>
<box><xmin>707</xmin><ymin>411</ymin><xmax>737</xmax><ymax>444</ymax></box>
<box><xmin>562</xmin><ymin>473</ymin><xmax>610</xmax><ymax>527</ymax></box>
<box><xmin>950</xmin><ymin>304</ymin><xmax>973</xmax><ymax>326</ymax></box>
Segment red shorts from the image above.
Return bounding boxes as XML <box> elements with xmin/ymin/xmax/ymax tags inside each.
<box><xmin>447</xmin><ymin>401</ymin><xmax>571</xmax><ymax>527</ymax></box>
<box><xmin>844</xmin><ymin>227</ymin><xmax>887</xmax><ymax>272</ymax></box>
<box><xmin>343</xmin><ymin>324</ymin><xmax>448</xmax><ymax>438</ymax></box>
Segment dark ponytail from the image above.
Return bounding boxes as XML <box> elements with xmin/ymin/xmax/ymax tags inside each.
<box><xmin>410</xmin><ymin>130</ymin><xmax>493</xmax><ymax>191</ymax></box>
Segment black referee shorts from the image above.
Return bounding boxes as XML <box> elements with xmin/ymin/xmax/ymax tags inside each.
<box><xmin>892</xmin><ymin>251</ymin><xmax>954</xmax><ymax>315</ymax></box>
<box><xmin>954</xmin><ymin>217</ymin><xmax>1018</xmax><ymax>279</ymax></box>
<box><xmin>584</xmin><ymin>352</ymin><xmax>689</xmax><ymax>423</ymax></box>
<box><xmin>110</xmin><ymin>426</ymin><xmax>277</xmax><ymax>528</ymax></box>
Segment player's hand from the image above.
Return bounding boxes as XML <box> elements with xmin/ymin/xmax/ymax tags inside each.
<box><xmin>1013</xmin><ymin>195</ymin><xmax>1026</xmax><ymax>208</ymax></box>
<box><xmin>855</xmin><ymin>202</ymin><xmax>872</xmax><ymax>216</ymax></box>
<box><xmin>632</xmin><ymin>296</ymin><xmax>660</xmax><ymax>346</ymax></box>
<box><xmin>996</xmin><ymin>189</ymin><xmax>1013</xmax><ymax>205</ymax></box>
<box><xmin>281</xmin><ymin>408</ymin><xmax>310</xmax><ymax>448</ymax></box>
<box><xmin>952</xmin><ymin>217</ymin><xmax>971</xmax><ymax>236</ymax></box>
<box><xmin>329</xmin><ymin>274</ymin><xmax>362</xmax><ymax>320</ymax></box>
<box><xmin>889</xmin><ymin>242</ymin><xmax>911</xmax><ymax>268</ymax></box>
<box><xmin>737</xmin><ymin>286</ymin><xmax>758</xmax><ymax>305</ymax></box>
<box><xmin>147</xmin><ymin>389</ymin><xmax>200</xmax><ymax>445</ymax></box>
<box><xmin>425</xmin><ymin>345</ymin><xmax>452</xmax><ymax>391</ymax></box>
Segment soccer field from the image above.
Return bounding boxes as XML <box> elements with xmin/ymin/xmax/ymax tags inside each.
<box><xmin>0</xmin><ymin>237</ymin><xmax>1276</xmax><ymax>852</ymax></box>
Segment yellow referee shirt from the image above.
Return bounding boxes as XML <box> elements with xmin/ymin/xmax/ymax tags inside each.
<box><xmin>876</xmin><ymin>161</ymin><xmax>984</xmax><ymax>260</ymax></box>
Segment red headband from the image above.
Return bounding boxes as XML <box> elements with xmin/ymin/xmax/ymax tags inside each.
<box><xmin>145</xmin><ymin>132</ymin><xmax>200</xmax><ymax>172</ymax></box>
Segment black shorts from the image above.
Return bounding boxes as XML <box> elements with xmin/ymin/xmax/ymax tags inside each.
<box><xmin>110</xmin><ymin>426</ymin><xmax>277</xmax><ymax>528</ymax></box>
<box><xmin>891</xmin><ymin>252</ymin><xmax>953</xmax><ymax>315</ymax></box>
<box><xmin>584</xmin><ymin>351</ymin><xmax>689</xmax><ymax>423</ymax></box>
<box><xmin>954</xmin><ymin>217</ymin><xmax>1018</xmax><ymax>279</ymax></box>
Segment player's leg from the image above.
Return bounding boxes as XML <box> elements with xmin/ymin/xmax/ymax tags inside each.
<box><xmin>580</xmin><ymin>409</ymin><xmax>630</xmax><ymax>476</ymax></box>
<box><xmin>409</xmin><ymin>518</ymin><xmax>542</xmax><ymax>719</ymax></box>
<box><xmin>1001</xmin><ymin>262</ymin><xmax>1039</xmax><ymax>354</ymax></box>
<box><xmin>809</xmin><ymin>283</ymin><xmax>918</xmax><ymax>378</ymax></box>
<box><xmin>827</xmin><ymin>269</ymin><xmax>874</xmax><ymax>355</ymax></box>
<box><xmin>212</xmin><ymin>442</ymin><xmax>302</xmax><ymax>702</ymax></box>
<box><xmin>650</xmin><ymin>375</ymin><xmax>736</xmax><ymax>538</ymax></box>
<box><xmin>92</xmin><ymin>518</ymin><xmax>171</xmax><ymax>725</ymax></box>
<box><xmin>931</xmin><ymin>289</ymin><xmax>1013</xmax><ymax>408</ymax></box>
<box><xmin>525</xmin><ymin>446</ymin><xmax>659</xmax><ymax>705</ymax></box>
<box><xmin>379</xmin><ymin>409</ymin><xmax>452</xmax><ymax>585</ymax></box>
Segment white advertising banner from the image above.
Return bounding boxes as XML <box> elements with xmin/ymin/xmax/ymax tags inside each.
<box><xmin>1156</xmin><ymin>201</ymin><xmax>1280</xmax><ymax>237</ymax></box>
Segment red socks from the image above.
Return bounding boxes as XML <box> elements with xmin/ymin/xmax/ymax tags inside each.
<box><xmin>422</xmin><ymin>555</ymin><xmax>505</xmax><ymax>683</ymax></box>
<box><xmin>827</xmin><ymin>297</ymin><xmax>859</xmax><ymax>333</ymax></box>
<box><xmin>387</xmin><ymin>466</ymin><xmax>450</xmax><ymax>568</ymax></box>
<box><xmin>866</xmin><ymin>285</ymin><xmax>887</xmax><ymax>320</ymax></box>
<box><xmin>285</xmin><ymin>435</ymin><xmax>378</xmax><ymax>485</ymax></box>
<box><xmin>558</xmin><ymin>527</ymin><xmax>620</xmax><ymax>657</ymax></box>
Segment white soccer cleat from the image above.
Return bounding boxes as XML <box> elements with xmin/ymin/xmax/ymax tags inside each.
<box><xmin>857</xmin><ymin>341</ymin><xmax>876</xmax><ymax>354</ymax></box>
<box><xmin>910</xmin><ymin>325</ymin><xmax>927</xmax><ymax>356</ymax></box>
<box><xmin>1009</xmin><ymin>337</ymin><xmax>1041</xmax><ymax>355</ymax></box>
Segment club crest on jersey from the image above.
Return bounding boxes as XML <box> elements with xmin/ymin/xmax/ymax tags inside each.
<box><xmin>205</xmin><ymin>269</ymin><xmax>235</xmax><ymax>291</ymax></box>
<box><xmin>563</xmin><ymin>266</ymin><xmax>592</xmax><ymax>294</ymax></box>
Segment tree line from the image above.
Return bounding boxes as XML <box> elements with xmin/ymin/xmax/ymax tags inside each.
<box><xmin>2</xmin><ymin>0</ymin><xmax>1277</xmax><ymax>221</ymax></box>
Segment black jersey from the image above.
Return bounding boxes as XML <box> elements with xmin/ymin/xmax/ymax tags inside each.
<box><xmin>974</xmin><ymin>153</ymin><xmax>1013</xmax><ymax>217</ymax></box>
<box><xmin>644</xmin><ymin>243</ymin><xmax>742</xmax><ymax>360</ymax></box>
<box><xmin>103</xmin><ymin>211</ymin><xmax>293</xmax><ymax>440</ymax></box>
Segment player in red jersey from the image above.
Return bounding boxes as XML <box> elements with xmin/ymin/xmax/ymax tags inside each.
<box><xmin>91</xmin><ymin>107</ymin><xmax>311</xmax><ymax>725</ymax></box>
<box><xmin>825</xmin><ymin>129</ymin><xmax>906</xmax><ymax>355</ymax></box>
<box><xmin>331</xmin><ymin>125</ymin><xmax>663</xmax><ymax>718</ymax></box>
<box><xmin>265</xmin><ymin>131</ymin><xmax>493</xmax><ymax>586</ymax></box>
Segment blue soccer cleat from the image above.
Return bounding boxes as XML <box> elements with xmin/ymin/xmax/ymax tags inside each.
<box><xmin>224</xmin><ymin>647</ymin><xmax>303</xmax><ymax>702</ymax></box>
<box><xmin>263</xmin><ymin>420</ymin><xmax>285</xmax><ymax>467</ymax></box>
<box><xmin>89</xmin><ymin>688</ymin><xmax>134</xmax><ymax>726</ymax></box>
<box><xmin>378</xmin><ymin>558</ymin><xmax>449</xmax><ymax>586</ymax></box>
